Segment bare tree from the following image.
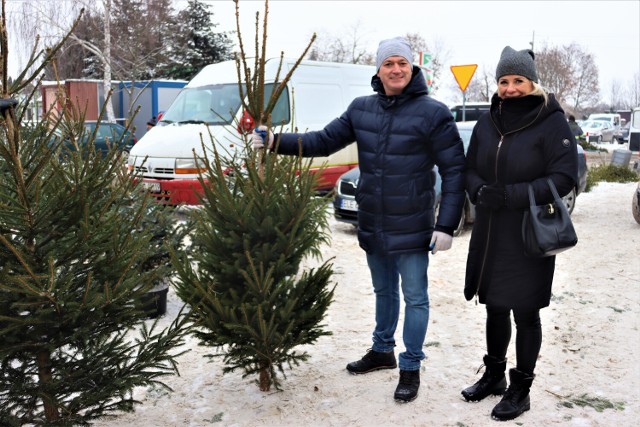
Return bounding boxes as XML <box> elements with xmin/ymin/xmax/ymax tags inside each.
<box><xmin>9</xmin><ymin>0</ymin><xmax>117</xmax><ymax>121</ymax></box>
<box><xmin>536</xmin><ymin>42</ymin><xmax>599</xmax><ymax>115</ymax></box>
<box><xmin>625</xmin><ymin>71</ymin><xmax>640</xmax><ymax>108</ymax></box>
<box><xmin>464</xmin><ymin>65</ymin><xmax>494</xmax><ymax>102</ymax></box>
<box><xmin>403</xmin><ymin>32</ymin><xmax>449</xmax><ymax>95</ymax></box>
<box><xmin>307</xmin><ymin>22</ymin><xmax>373</xmax><ymax>65</ymax></box>
<box><xmin>103</xmin><ymin>0</ymin><xmax>114</xmax><ymax>121</ymax></box>
<box><xmin>9</xmin><ymin>0</ymin><xmax>183</xmax><ymax>122</ymax></box>
<box><xmin>609</xmin><ymin>79</ymin><xmax>623</xmax><ymax>111</ymax></box>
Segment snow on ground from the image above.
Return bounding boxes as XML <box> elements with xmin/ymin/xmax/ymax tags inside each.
<box><xmin>94</xmin><ymin>181</ymin><xmax>640</xmax><ymax>427</ymax></box>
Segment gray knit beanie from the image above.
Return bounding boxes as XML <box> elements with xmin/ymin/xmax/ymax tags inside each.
<box><xmin>376</xmin><ymin>37</ymin><xmax>413</xmax><ymax>70</ymax></box>
<box><xmin>495</xmin><ymin>46</ymin><xmax>538</xmax><ymax>83</ymax></box>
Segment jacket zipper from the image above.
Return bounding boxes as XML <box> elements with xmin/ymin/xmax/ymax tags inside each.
<box><xmin>474</xmin><ymin>134</ymin><xmax>503</xmax><ymax>304</ymax></box>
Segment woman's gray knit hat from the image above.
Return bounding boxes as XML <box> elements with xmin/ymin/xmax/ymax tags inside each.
<box><xmin>495</xmin><ymin>46</ymin><xmax>538</xmax><ymax>83</ymax></box>
<box><xmin>376</xmin><ymin>37</ymin><xmax>413</xmax><ymax>70</ymax></box>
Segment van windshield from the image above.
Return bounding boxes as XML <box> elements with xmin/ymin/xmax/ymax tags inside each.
<box><xmin>160</xmin><ymin>83</ymin><xmax>290</xmax><ymax>126</ymax></box>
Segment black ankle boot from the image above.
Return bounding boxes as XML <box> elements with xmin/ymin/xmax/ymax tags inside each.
<box><xmin>394</xmin><ymin>369</ymin><xmax>420</xmax><ymax>403</ymax></box>
<box><xmin>346</xmin><ymin>348</ymin><xmax>396</xmax><ymax>374</ymax></box>
<box><xmin>491</xmin><ymin>368</ymin><xmax>535</xmax><ymax>421</ymax></box>
<box><xmin>461</xmin><ymin>355</ymin><xmax>507</xmax><ymax>402</ymax></box>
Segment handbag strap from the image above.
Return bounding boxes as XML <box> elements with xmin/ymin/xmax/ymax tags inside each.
<box><xmin>527</xmin><ymin>178</ymin><xmax>562</xmax><ymax>206</ymax></box>
<box><xmin>546</xmin><ymin>178</ymin><xmax>562</xmax><ymax>200</ymax></box>
<box><xmin>527</xmin><ymin>183</ymin><xmax>536</xmax><ymax>206</ymax></box>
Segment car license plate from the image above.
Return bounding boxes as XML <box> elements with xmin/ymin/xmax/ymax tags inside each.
<box><xmin>143</xmin><ymin>182</ymin><xmax>161</xmax><ymax>193</ymax></box>
<box><xmin>341</xmin><ymin>199</ymin><xmax>358</xmax><ymax>211</ymax></box>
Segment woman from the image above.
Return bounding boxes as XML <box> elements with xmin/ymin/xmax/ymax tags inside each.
<box><xmin>462</xmin><ymin>46</ymin><xmax>577</xmax><ymax>421</ymax></box>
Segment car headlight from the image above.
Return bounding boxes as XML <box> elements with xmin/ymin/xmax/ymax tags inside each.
<box><xmin>175</xmin><ymin>158</ymin><xmax>207</xmax><ymax>174</ymax></box>
<box><xmin>127</xmin><ymin>154</ymin><xmax>136</xmax><ymax>172</ymax></box>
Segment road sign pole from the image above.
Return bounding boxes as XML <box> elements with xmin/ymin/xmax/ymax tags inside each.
<box><xmin>462</xmin><ymin>91</ymin><xmax>466</xmax><ymax>121</ymax></box>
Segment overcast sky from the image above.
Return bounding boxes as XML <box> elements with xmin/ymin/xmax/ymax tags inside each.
<box><xmin>199</xmin><ymin>0</ymin><xmax>640</xmax><ymax>105</ymax></box>
<box><xmin>6</xmin><ymin>0</ymin><xmax>638</xmax><ymax>106</ymax></box>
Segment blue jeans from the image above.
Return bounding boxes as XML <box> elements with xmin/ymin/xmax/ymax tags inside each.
<box><xmin>366</xmin><ymin>252</ymin><xmax>429</xmax><ymax>371</ymax></box>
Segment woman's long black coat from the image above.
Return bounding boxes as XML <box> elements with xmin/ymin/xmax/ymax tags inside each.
<box><xmin>464</xmin><ymin>93</ymin><xmax>578</xmax><ymax>309</ymax></box>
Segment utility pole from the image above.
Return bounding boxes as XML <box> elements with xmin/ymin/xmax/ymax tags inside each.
<box><xmin>529</xmin><ymin>31</ymin><xmax>535</xmax><ymax>51</ymax></box>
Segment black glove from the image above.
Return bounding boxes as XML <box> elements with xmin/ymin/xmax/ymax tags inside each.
<box><xmin>476</xmin><ymin>184</ymin><xmax>506</xmax><ymax>209</ymax></box>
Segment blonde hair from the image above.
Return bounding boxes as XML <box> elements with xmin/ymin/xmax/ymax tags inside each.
<box><xmin>529</xmin><ymin>81</ymin><xmax>549</xmax><ymax>104</ymax></box>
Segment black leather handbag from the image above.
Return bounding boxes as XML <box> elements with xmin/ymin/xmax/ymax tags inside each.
<box><xmin>522</xmin><ymin>178</ymin><xmax>578</xmax><ymax>257</ymax></box>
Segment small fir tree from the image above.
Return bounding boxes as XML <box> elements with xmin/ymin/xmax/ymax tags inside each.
<box><xmin>0</xmin><ymin>7</ymin><xmax>190</xmax><ymax>425</ymax></box>
<box><xmin>172</xmin><ymin>0</ymin><xmax>334</xmax><ymax>391</ymax></box>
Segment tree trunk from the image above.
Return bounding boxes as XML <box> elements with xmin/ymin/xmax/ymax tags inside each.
<box><xmin>103</xmin><ymin>0</ymin><xmax>116</xmax><ymax>123</ymax></box>
<box><xmin>259</xmin><ymin>363</ymin><xmax>270</xmax><ymax>392</ymax></box>
<box><xmin>37</xmin><ymin>350</ymin><xmax>60</xmax><ymax>421</ymax></box>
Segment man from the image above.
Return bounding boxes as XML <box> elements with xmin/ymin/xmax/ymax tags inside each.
<box><xmin>567</xmin><ymin>115</ymin><xmax>583</xmax><ymax>140</ymax></box>
<box><xmin>252</xmin><ymin>36</ymin><xmax>465</xmax><ymax>402</ymax></box>
<box><xmin>146</xmin><ymin>116</ymin><xmax>157</xmax><ymax>131</ymax></box>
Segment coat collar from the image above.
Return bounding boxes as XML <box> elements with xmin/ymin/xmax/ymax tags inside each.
<box><xmin>490</xmin><ymin>92</ymin><xmax>563</xmax><ymax>134</ymax></box>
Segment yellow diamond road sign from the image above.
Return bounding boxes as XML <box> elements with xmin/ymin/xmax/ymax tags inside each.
<box><xmin>450</xmin><ymin>64</ymin><xmax>478</xmax><ymax>92</ymax></box>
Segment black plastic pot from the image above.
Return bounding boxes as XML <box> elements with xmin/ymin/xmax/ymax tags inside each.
<box><xmin>140</xmin><ymin>283</ymin><xmax>169</xmax><ymax>318</ymax></box>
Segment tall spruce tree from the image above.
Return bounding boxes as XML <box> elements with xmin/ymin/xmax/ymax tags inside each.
<box><xmin>172</xmin><ymin>0</ymin><xmax>333</xmax><ymax>391</ymax></box>
<box><xmin>162</xmin><ymin>0</ymin><xmax>233</xmax><ymax>80</ymax></box>
<box><xmin>0</xmin><ymin>8</ymin><xmax>190</xmax><ymax>425</ymax></box>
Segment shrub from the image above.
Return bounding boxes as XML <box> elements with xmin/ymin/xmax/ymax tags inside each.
<box><xmin>587</xmin><ymin>164</ymin><xmax>638</xmax><ymax>192</ymax></box>
<box><xmin>579</xmin><ymin>139</ymin><xmax>606</xmax><ymax>152</ymax></box>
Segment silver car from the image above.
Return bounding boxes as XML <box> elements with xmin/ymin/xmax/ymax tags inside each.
<box><xmin>581</xmin><ymin>120</ymin><xmax>616</xmax><ymax>143</ymax></box>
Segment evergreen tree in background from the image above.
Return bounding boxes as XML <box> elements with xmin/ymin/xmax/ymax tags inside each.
<box><xmin>111</xmin><ymin>0</ymin><xmax>178</xmax><ymax>80</ymax></box>
<box><xmin>0</xmin><ymin>9</ymin><xmax>190</xmax><ymax>425</ymax></box>
<box><xmin>172</xmin><ymin>0</ymin><xmax>332</xmax><ymax>392</ymax></box>
<box><xmin>163</xmin><ymin>0</ymin><xmax>233</xmax><ymax>80</ymax></box>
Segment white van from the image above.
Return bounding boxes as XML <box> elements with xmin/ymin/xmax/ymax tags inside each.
<box><xmin>127</xmin><ymin>58</ymin><xmax>376</xmax><ymax>204</ymax></box>
<box><xmin>588</xmin><ymin>113</ymin><xmax>622</xmax><ymax>129</ymax></box>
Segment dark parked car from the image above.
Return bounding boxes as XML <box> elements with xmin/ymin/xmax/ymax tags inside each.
<box><xmin>565</xmin><ymin>143</ymin><xmax>588</xmax><ymax>214</ymax></box>
<box><xmin>333</xmin><ymin>121</ymin><xmax>587</xmax><ymax>231</ymax></box>
<box><xmin>53</xmin><ymin>121</ymin><xmax>136</xmax><ymax>156</ymax></box>
<box><xmin>333</xmin><ymin>121</ymin><xmax>476</xmax><ymax>235</ymax></box>
<box><xmin>82</xmin><ymin>121</ymin><xmax>137</xmax><ymax>154</ymax></box>
<box><xmin>633</xmin><ymin>180</ymin><xmax>640</xmax><ymax>224</ymax></box>
<box><xmin>450</xmin><ymin>102</ymin><xmax>491</xmax><ymax>122</ymax></box>
<box><xmin>613</xmin><ymin>121</ymin><xmax>630</xmax><ymax>144</ymax></box>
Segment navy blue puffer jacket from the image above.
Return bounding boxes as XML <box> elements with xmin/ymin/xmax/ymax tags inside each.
<box><xmin>275</xmin><ymin>66</ymin><xmax>466</xmax><ymax>255</ymax></box>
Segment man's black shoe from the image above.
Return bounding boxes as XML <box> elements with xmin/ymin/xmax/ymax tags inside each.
<box><xmin>394</xmin><ymin>369</ymin><xmax>420</xmax><ymax>403</ymax></box>
<box><xmin>346</xmin><ymin>348</ymin><xmax>396</xmax><ymax>374</ymax></box>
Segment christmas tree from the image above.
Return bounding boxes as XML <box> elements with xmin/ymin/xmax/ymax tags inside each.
<box><xmin>172</xmin><ymin>0</ymin><xmax>335</xmax><ymax>391</ymax></box>
<box><xmin>0</xmin><ymin>9</ymin><xmax>190</xmax><ymax>425</ymax></box>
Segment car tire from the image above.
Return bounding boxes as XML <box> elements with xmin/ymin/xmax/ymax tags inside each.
<box><xmin>612</xmin><ymin>136</ymin><xmax>618</xmax><ymax>144</ymax></box>
<box><xmin>633</xmin><ymin>188</ymin><xmax>640</xmax><ymax>225</ymax></box>
<box><xmin>435</xmin><ymin>199</ymin><xmax>466</xmax><ymax>237</ymax></box>
<box><xmin>562</xmin><ymin>187</ymin><xmax>577</xmax><ymax>215</ymax></box>
<box><xmin>453</xmin><ymin>206</ymin><xmax>466</xmax><ymax>237</ymax></box>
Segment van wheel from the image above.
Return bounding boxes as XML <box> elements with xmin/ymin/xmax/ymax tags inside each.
<box><xmin>562</xmin><ymin>188</ymin><xmax>577</xmax><ymax>214</ymax></box>
<box><xmin>453</xmin><ymin>207</ymin><xmax>466</xmax><ymax>237</ymax></box>
<box><xmin>435</xmin><ymin>199</ymin><xmax>466</xmax><ymax>237</ymax></box>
